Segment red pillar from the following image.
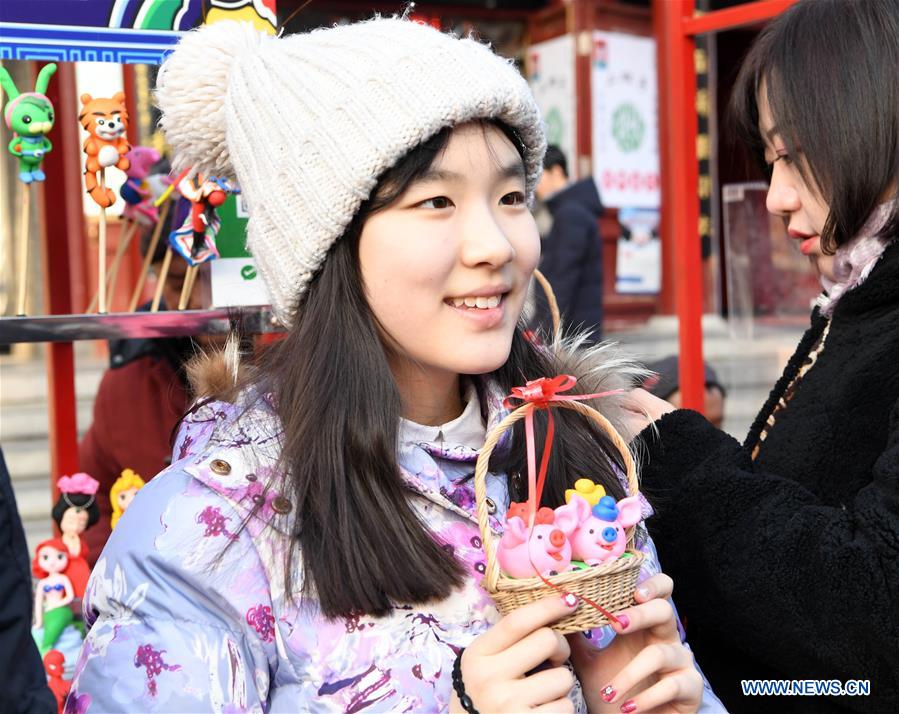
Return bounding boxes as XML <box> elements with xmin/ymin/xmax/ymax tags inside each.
<box><xmin>655</xmin><ymin>0</ymin><xmax>705</xmax><ymax>411</ymax></box>
<box><xmin>40</xmin><ymin>62</ymin><xmax>85</xmax><ymax>484</ymax></box>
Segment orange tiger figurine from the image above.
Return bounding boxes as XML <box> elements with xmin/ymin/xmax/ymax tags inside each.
<box><xmin>79</xmin><ymin>93</ymin><xmax>131</xmax><ymax>208</ymax></box>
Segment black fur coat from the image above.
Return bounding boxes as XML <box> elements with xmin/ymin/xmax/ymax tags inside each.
<box><xmin>639</xmin><ymin>239</ymin><xmax>899</xmax><ymax>713</ymax></box>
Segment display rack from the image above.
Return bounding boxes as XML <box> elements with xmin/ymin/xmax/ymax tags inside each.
<box><xmin>0</xmin><ymin>306</ymin><xmax>278</xmax><ymax>344</ymax></box>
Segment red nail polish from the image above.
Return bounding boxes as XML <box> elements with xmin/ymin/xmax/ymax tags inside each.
<box><xmin>600</xmin><ymin>685</ymin><xmax>616</xmax><ymax>703</ymax></box>
<box><xmin>620</xmin><ymin>700</ymin><xmax>637</xmax><ymax>713</ymax></box>
<box><xmin>616</xmin><ymin>614</ymin><xmax>630</xmax><ymax>630</ymax></box>
<box><xmin>562</xmin><ymin>593</ymin><xmax>578</xmax><ymax>608</ymax></box>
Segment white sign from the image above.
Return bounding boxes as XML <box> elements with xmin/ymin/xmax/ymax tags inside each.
<box><xmin>210</xmin><ymin>257</ymin><xmax>271</xmax><ymax>308</ymax></box>
<box><xmin>591</xmin><ymin>32</ymin><xmax>660</xmax><ymax>208</ymax></box>
<box><xmin>527</xmin><ymin>35</ymin><xmax>577</xmax><ymax>175</ymax></box>
<box><xmin>616</xmin><ymin>207</ymin><xmax>661</xmax><ymax>294</ymax></box>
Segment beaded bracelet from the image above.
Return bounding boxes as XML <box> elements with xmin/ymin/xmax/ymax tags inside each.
<box><xmin>451</xmin><ymin>648</ymin><xmax>479</xmax><ymax>714</ymax></box>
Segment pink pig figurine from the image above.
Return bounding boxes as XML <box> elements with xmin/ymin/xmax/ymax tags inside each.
<box><xmin>497</xmin><ymin>503</ymin><xmax>579</xmax><ymax>578</ymax></box>
<box><xmin>569</xmin><ymin>494</ymin><xmax>642</xmax><ymax>565</ymax></box>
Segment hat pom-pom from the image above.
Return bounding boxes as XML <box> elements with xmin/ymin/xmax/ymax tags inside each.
<box><xmin>156</xmin><ymin>20</ymin><xmax>268</xmax><ymax>180</ymax></box>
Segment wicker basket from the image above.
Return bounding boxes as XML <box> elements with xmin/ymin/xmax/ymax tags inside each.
<box><xmin>473</xmin><ymin>398</ymin><xmax>645</xmax><ymax>634</ymax></box>
<box><xmin>532</xmin><ymin>268</ymin><xmax>561</xmax><ymax>337</ymax></box>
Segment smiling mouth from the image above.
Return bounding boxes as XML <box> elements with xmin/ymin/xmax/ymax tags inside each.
<box><xmin>445</xmin><ymin>294</ymin><xmax>504</xmax><ymax>310</ymax></box>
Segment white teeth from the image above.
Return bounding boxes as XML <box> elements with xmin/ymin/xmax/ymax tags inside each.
<box><xmin>449</xmin><ymin>294</ymin><xmax>503</xmax><ymax>309</ymax></box>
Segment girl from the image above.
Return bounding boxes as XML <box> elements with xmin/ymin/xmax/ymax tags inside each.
<box><xmin>628</xmin><ymin>2</ymin><xmax>899</xmax><ymax>712</ymax></box>
<box><xmin>70</xmin><ymin>18</ymin><xmax>715</xmax><ymax>712</ymax></box>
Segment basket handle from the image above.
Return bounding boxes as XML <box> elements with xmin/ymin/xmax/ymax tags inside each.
<box><xmin>533</xmin><ymin>268</ymin><xmax>561</xmax><ymax>338</ymax></box>
<box><xmin>474</xmin><ymin>399</ymin><xmax>639</xmax><ymax>593</ymax></box>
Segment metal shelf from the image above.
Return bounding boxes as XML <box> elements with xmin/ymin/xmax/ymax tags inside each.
<box><xmin>0</xmin><ymin>305</ymin><xmax>281</xmax><ymax>344</ymax></box>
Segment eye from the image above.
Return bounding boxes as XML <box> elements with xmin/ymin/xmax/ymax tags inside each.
<box><xmin>98</xmin><ymin>119</ymin><xmax>105</xmax><ymax>126</ymax></box>
<box><xmin>57</xmin><ymin>553</ymin><xmax>64</xmax><ymax>560</ymax></box>
<box><xmin>22</xmin><ymin>115</ymin><xmax>31</xmax><ymax>124</ymax></box>
<box><xmin>48</xmin><ymin>112</ymin><xmax>54</xmax><ymax>122</ymax></box>
<box><xmin>500</xmin><ymin>191</ymin><xmax>525</xmax><ymax>206</ymax></box>
<box><xmin>418</xmin><ymin>196</ymin><xmax>453</xmax><ymax>210</ymax></box>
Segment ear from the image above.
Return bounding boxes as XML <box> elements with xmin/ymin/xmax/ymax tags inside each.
<box><xmin>616</xmin><ymin>496</ymin><xmax>643</xmax><ymax>528</ymax></box>
<box><xmin>503</xmin><ymin>516</ymin><xmax>527</xmax><ymax>545</ymax></box>
<box><xmin>80</xmin><ymin>93</ymin><xmax>93</xmax><ymax>106</ymax></box>
<box><xmin>0</xmin><ymin>67</ymin><xmax>20</xmax><ymax>101</ymax></box>
<box><xmin>569</xmin><ymin>493</ymin><xmax>592</xmax><ymax>524</ymax></box>
<box><xmin>113</xmin><ymin>91</ymin><xmax>127</xmax><ymax>105</ymax></box>
<box><xmin>553</xmin><ymin>501</ymin><xmax>580</xmax><ymax>535</ymax></box>
<box><xmin>34</xmin><ymin>63</ymin><xmax>57</xmax><ymax>95</ymax></box>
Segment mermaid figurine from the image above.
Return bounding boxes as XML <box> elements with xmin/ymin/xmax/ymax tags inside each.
<box><xmin>32</xmin><ymin>538</ymin><xmax>75</xmax><ymax>655</ymax></box>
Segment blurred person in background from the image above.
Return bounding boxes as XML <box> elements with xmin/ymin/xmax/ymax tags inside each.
<box><xmin>78</xmin><ymin>204</ymin><xmax>206</xmax><ymax>563</ymax></box>
<box><xmin>532</xmin><ymin>145</ymin><xmax>605</xmax><ymax>343</ymax></box>
<box><xmin>642</xmin><ymin>355</ymin><xmax>727</xmax><ymax>429</ymax></box>
<box><xmin>1</xmin><ymin>447</ymin><xmax>55</xmax><ymax>714</ymax></box>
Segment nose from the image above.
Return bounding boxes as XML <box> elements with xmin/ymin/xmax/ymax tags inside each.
<box><xmin>601</xmin><ymin>527</ymin><xmax>617</xmax><ymax>543</ymax></box>
<box><xmin>459</xmin><ymin>202</ymin><xmax>515</xmax><ymax>268</ymax></box>
<box><xmin>766</xmin><ymin>164</ymin><xmax>800</xmax><ymax>216</ymax></box>
<box><xmin>549</xmin><ymin>529</ymin><xmax>566</xmax><ymax>548</ymax></box>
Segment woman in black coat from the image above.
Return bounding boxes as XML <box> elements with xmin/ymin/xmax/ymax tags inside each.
<box><xmin>626</xmin><ymin>2</ymin><xmax>899</xmax><ymax>712</ymax></box>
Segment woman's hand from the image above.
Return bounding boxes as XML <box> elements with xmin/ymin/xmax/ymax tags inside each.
<box><xmin>619</xmin><ymin>389</ymin><xmax>676</xmax><ymax>440</ymax></box>
<box><xmin>568</xmin><ymin>574</ymin><xmax>703</xmax><ymax>713</ymax></box>
<box><xmin>451</xmin><ymin>594</ymin><xmax>580</xmax><ymax>713</ymax></box>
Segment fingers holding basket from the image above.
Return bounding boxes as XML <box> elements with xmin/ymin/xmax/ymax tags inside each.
<box><xmin>453</xmin><ymin>595</ymin><xmax>580</xmax><ymax>712</ymax></box>
<box><xmin>601</xmin><ymin>642</ymin><xmax>703</xmax><ymax>714</ymax></box>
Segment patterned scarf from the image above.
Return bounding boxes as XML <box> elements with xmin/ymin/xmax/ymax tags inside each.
<box><xmin>816</xmin><ymin>201</ymin><xmax>895</xmax><ymax>316</ymax></box>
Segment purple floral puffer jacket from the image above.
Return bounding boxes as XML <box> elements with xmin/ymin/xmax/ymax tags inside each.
<box><xmin>68</xmin><ymin>385</ymin><xmax>724</xmax><ymax>713</ymax></box>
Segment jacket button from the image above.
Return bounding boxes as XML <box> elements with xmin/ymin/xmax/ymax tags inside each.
<box><xmin>210</xmin><ymin>459</ymin><xmax>232</xmax><ymax>475</ymax></box>
<box><xmin>272</xmin><ymin>496</ymin><xmax>292</xmax><ymax>514</ymax></box>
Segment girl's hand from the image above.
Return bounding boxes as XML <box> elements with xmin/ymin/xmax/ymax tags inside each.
<box><xmin>451</xmin><ymin>594</ymin><xmax>580</xmax><ymax>713</ymax></box>
<box><xmin>568</xmin><ymin>574</ymin><xmax>703</xmax><ymax>713</ymax></box>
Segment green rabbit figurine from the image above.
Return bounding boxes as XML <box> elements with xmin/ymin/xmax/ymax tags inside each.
<box><xmin>0</xmin><ymin>63</ymin><xmax>57</xmax><ymax>184</ymax></box>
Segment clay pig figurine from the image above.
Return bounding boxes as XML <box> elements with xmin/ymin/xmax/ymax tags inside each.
<box><xmin>568</xmin><ymin>493</ymin><xmax>642</xmax><ymax>565</ymax></box>
<box><xmin>497</xmin><ymin>502</ymin><xmax>579</xmax><ymax>578</ymax></box>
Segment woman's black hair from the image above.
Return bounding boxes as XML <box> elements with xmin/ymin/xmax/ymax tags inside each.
<box><xmin>730</xmin><ymin>0</ymin><xmax>899</xmax><ymax>253</ymax></box>
<box><xmin>244</xmin><ymin>121</ymin><xmax>624</xmax><ymax>619</ymax></box>
<box><xmin>51</xmin><ymin>493</ymin><xmax>101</xmax><ymax>529</ymax></box>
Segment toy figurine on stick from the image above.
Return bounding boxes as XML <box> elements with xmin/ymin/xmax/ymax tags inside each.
<box><xmin>79</xmin><ymin>92</ymin><xmax>131</xmax><ymax>313</ymax></box>
<box><xmin>167</xmin><ymin>172</ymin><xmax>239</xmax><ymax>310</ymax></box>
<box><xmin>0</xmin><ymin>63</ymin><xmax>57</xmax><ymax>315</ymax></box>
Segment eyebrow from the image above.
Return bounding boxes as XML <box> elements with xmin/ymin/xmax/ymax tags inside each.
<box><xmin>418</xmin><ymin>161</ymin><xmax>526</xmax><ymax>185</ymax></box>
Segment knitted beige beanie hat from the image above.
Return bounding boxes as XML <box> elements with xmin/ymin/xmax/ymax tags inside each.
<box><xmin>155</xmin><ymin>18</ymin><xmax>545</xmax><ymax>326</ymax></box>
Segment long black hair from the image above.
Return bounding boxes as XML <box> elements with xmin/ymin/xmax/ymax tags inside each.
<box><xmin>239</xmin><ymin>122</ymin><xmax>626</xmax><ymax>619</ymax></box>
<box><xmin>730</xmin><ymin>0</ymin><xmax>899</xmax><ymax>253</ymax></box>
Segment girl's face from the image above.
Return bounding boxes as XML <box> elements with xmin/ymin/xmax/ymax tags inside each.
<box><xmin>38</xmin><ymin>545</ymin><xmax>68</xmax><ymax>574</ymax></box>
<box><xmin>359</xmin><ymin>123</ymin><xmax>540</xmax><ymax>383</ymax></box>
<box><xmin>117</xmin><ymin>487</ymin><xmax>139</xmax><ymax>512</ymax></box>
<box><xmin>758</xmin><ymin>85</ymin><xmax>836</xmax><ymax>282</ymax></box>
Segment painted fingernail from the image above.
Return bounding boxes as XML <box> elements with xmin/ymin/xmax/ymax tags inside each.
<box><xmin>562</xmin><ymin>593</ymin><xmax>579</xmax><ymax>608</ymax></box>
<box><xmin>636</xmin><ymin>585</ymin><xmax>651</xmax><ymax>600</ymax></box>
<box><xmin>620</xmin><ymin>700</ymin><xmax>637</xmax><ymax>713</ymax></box>
<box><xmin>600</xmin><ymin>685</ymin><xmax>616</xmax><ymax>702</ymax></box>
<box><xmin>616</xmin><ymin>614</ymin><xmax>631</xmax><ymax>630</ymax></box>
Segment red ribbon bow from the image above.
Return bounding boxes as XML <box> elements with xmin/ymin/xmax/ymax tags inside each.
<box><xmin>504</xmin><ymin>375</ymin><xmax>620</xmax><ymax>527</ymax></box>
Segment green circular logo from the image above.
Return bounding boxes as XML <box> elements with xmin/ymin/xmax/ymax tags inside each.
<box><xmin>544</xmin><ymin>107</ymin><xmax>564</xmax><ymax>147</ymax></box>
<box><xmin>240</xmin><ymin>264</ymin><xmax>257</xmax><ymax>281</ymax></box>
<box><xmin>612</xmin><ymin>103</ymin><xmax>644</xmax><ymax>153</ymax></box>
